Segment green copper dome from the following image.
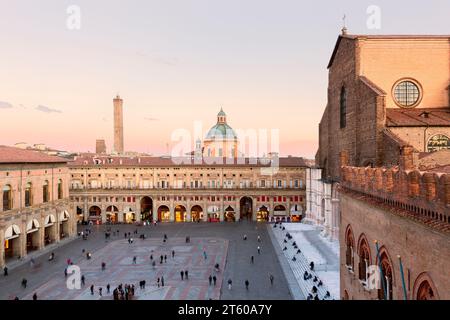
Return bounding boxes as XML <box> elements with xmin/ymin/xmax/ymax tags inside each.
<box><xmin>205</xmin><ymin>123</ymin><xmax>237</xmax><ymax>140</ymax></box>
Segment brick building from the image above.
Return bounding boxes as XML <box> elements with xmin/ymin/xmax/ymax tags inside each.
<box><xmin>0</xmin><ymin>146</ymin><xmax>76</xmax><ymax>268</ymax></box>
<box><xmin>317</xmin><ymin>32</ymin><xmax>450</xmax><ymax>180</ymax></box>
<box><xmin>316</xmin><ymin>32</ymin><xmax>450</xmax><ymax>300</ymax></box>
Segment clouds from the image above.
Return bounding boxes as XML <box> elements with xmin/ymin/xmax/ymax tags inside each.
<box><xmin>0</xmin><ymin>101</ymin><xmax>14</xmax><ymax>109</ymax></box>
<box><xmin>36</xmin><ymin>105</ymin><xmax>62</xmax><ymax>114</ymax></box>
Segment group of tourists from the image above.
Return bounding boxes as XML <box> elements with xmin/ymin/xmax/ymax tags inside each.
<box><xmin>112</xmin><ymin>283</ymin><xmax>135</xmax><ymax>300</ymax></box>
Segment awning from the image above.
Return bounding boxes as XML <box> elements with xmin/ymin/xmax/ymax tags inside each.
<box><xmin>44</xmin><ymin>214</ymin><xmax>56</xmax><ymax>226</ymax></box>
<box><xmin>5</xmin><ymin>225</ymin><xmax>21</xmax><ymax>240</ymax></box>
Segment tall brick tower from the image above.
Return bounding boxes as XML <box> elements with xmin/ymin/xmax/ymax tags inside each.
<box><xmin>113</xmin><ymin>95</ymin><xmax>124</xmax><ymax>154</ymax></box>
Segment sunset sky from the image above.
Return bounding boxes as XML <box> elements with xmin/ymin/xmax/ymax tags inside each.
<box><xmin>1</xmin><ymin>0</ymin><xmax>449</xmax><ymax>158</ymax></box>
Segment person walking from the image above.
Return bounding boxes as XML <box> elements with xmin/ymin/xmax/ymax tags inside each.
<box><xmin>150</xmin><ymin>254</ymin><xmax>153</xmax><ymax>261</ymax></box>
<box><xmin>157</xmin><ymin>277</ymin><xmax>160</xmax><ymax>288</ymax></box>
<box><xmin>257</xmin><ymin>235</ymin><xmax>261</xmax><ymax>243</ymax></box>
<box><xmin>133</xmin><ymin>256</ymin><xmax>137</xmax><ymax>264</ymax></box>
<box><xmin>3</xmin><ymin>266</ymin><xmax>8</xmax><ymax>276</ymax></box>
<box><xmin>185</xmin><ymin>270</ymin><xmax>188</xmax><ymax>280</ymax></box>
<box><xmin>21</xmin><ymin>278</ymin><xmax>28</xmax><ymax>288</ymax></box>
<box><xmin>269</xmin><ymin>274</ymin><xmax>274</xmax><ymax>286</ymax></box>
<box><xmin>172</xmin><ymin>250</ymin><xmax>175</xmax><ymax>258</ymax></box>
<box><xmin>161</xmin><ymin>276</ymin><xmax>165</xmax><ymax>287</ymax></box>
<box><xmin>32</xmin><ymin>293</ymin><xmax>37</xmax><ymax>300</ymax></box>
<box><xmin>257</xmin><ymin>246</ymin><xmax>261</xmax><ymax>254</ymax></box>
<box><xmin>160</xmin><ymin>255</ymin><xmax>163</xmax><ymax>264</ymax></box>
<box><xmin>102</xmin><ymin>262</ymin><xmax>106</xmax><ymax>270</ymax></box>
<box><xmin>227</xmin><ymin>279</ymin><xmax>232</xmax><ymax>290</ymax></box>
<box><xmin>81</xmin><ymin>275</ymin><xmax>85</xmax><ymax>286</ymax></box>
<box><xmin>180</xmin><ymin>270</ymin><xmax>184</xmax><ymax>280</ymax></box>
<box><xmin>243</xmin><ymin>234</ymin><xmax>247</xmax><ymax>241</ymax></box>
<box><xmin>99</xmin><ymin>287</ymin><xmax>103</xmax><ymax>296</ymax></box>
<box><xmin>64</xmin><ymin>267</ymin><xmax>68</xmax><ymax>278</ymax></box>
<box><xmin>245</xmin><ymin>279</ymin><xmax>249</xmax><ymax>290</ymax></box>
<box><xmin>164</xmin><ymin>255</ymin><xmax>167</xmax><ymax>263</ymax></box>
<box><xmin>208</xmin><ymin>275</ymin><xmax>212</xmax><ymax>286</ymax></box>
<box><xmin>213</xmin><ymin>275</ymin><xmax>217</xmax><ymax>286</ymax></box>
<box><xmin>107</xmin><ymin>284</ymin><xmax>111</xmax><ymax>294</ymax></box>
<box><xmin>203</xmin><ymin>251</ymin><xmax>207</xmax><ymax>260</ymax></box>
<box><xmin>251</xmin><ymin>256</ymin><xmax>254</xmax><ymax>264</ymax></box>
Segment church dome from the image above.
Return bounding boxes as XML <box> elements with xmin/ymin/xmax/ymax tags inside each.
<box><xmin>205</xmin><ymin>108</ymin><xmax>237</xmax><ymax>140</ymax></box>
<box><xmin>205</xmin><ymin>123</ymin><xmax>237</xmax><ymax>140</ymax></box>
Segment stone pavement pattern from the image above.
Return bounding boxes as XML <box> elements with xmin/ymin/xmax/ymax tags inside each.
<box><xmin>22</xmin><ymin>237</ymin><xmax>227</xmax><ymax>300</ymax></box>
<box><xmin>0</xmin><ymin>222</ymin><xmax>293</xmax><ymax>300</ymax></box>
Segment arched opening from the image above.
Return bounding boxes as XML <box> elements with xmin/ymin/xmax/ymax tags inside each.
<box><xmin>4</xmin><ymin>225</ymin><xmax>21</xmax><ymax>261</ymax></box>
<box><xmin>340</xmin><ymin>86</ymin><xmax>347</xmax><ymax>129</ymax></box>
<box><xmin>123</xmin><ymin>206</ymin><xmax>136</xmax><ymax>224</ymax></box>
<box><xmin>25</xmin><ymin>182</ymin><xmax>32</xmax><ymax>207</ymax></box>
<box><xmin>88</xmin><ymin>205</ymin><xmax>102</xmax><ymax>224</ymax></box>
<box><xmin>257</xmin><ymin>205</ymin><xmax>269</xmax><ymax>222</ymax></box>
<box><xmin>59</xmin><ymin>210</ymin><xmax>70</xmax><ymax>239</ymax></box>
<box><xmin>240</xmin><ymin>197</ymin><xmax>253</xmax><ymax>221</ymax></box>
<box><xmin>378</xmin><ymin>251</ymin><xmax>394</xmax><ymax>300</ymax></box>
<box><xmin>416</xmin><ymin>280</ymin><xmax>436</xmax><ymax>300</ymax></box>
<box><xmin>26</xmin><ymin>219</ymin><xmax>40</xmax><ymax>253</ymax></box>
<box><xmin>44</xmin><ymin>214</ymin><xmax>57</xmax><ymax>245</ymax></box>
<box><xmin>140</xmin><ymin>197</ymin><xmax>153</xmax><ymax>222</ymax></box>
<box><xmin>273</xmin><ymin>204</ymin><xmax>287</xmax><ymax>222</ymax></box>
<box><xmin>76</xmin><ymin>206</ymin><xmax>84</xmax><ymax>223</ymax></box>
<box><xmin>158</xmin><ymin>205</ymin><xmax>171</xmax><ymax>222</ymax></box>
<box><xmin>345</xmin><ymin>226</ymin><xmax>355</xmax><ymax>270</ymax></box>
<box><xmin>42</xmin><ymin>180</ymin><xmax>49</xmax><ymax>203</ymax></box>
<box><xmin>191</xmin><ymin>205</ymin><xmax>203</xmax><ymax>222</ymax></box>
<box><xmin>206</xmin><ymin>205</ymin><xmax>219</xmax><ymax>222</ymax></box>
<box><xmin>413</xmin><ymin>273</ymin><xmax>439</xmax><ymax>300</ymax></box>
<box><xmin>106</xmin><ymin>205</ymin><xmax>119</xmax><ymax>223</ymax></box>
<box><xmin>290</xmin><ymin>204</ymin><xmax>303</xmax><ymax>222</ymax></box>
<box><xmin>2</xmin><ymin>184</ymin><xmax>12</xmax><ymax>211</ymax></box>
<box><xmin>224</xmin><ymin>205</ymin><xmax>235</xmax><ymax>222</ymax></box>
<box><xmin>175</xmin><ymin>205</ymin><xmax>187</xmax><ymax>222</ymax></box>
<box><xmin>358</xmin><ymin>236</ymin><xmax>371</xmax><ymax>283</ymax></box>
<box><xmin>57</xmin><ymin>179</ymin><xmax>63</xmax><ymax>200</ymax></box>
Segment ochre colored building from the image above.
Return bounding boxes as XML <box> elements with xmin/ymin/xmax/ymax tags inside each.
<box><xmin>0</xmin><ymin>146</ymin><xmax>76</xmax><ymax>268</ymax></box>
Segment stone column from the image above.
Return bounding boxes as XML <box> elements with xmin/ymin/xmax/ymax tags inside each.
<box><xmin>169</xmin><ymin>197</ymin><xmax>175</xmax><ymax>222</ymax></box>
<box><xmin>203</xmin><ymin>198</ymin><xmax>208</xmax><ymax>222</ymax></box>
<box><xmin>219</xmin><ymin>199</ymin><xmax>224</xmax><ymax>222</ymax></box>
<box><xmin>153</xmin><ymin>200</ymin><xmax>158</xmax><ymax>222</ymax></box>
<box><xmin>286</xmin><ymin>198</ymin><xmax>291</xmax><ymax>221</ymax></box>
<box><xmin>186</xmin><ymin>198</ymin><xmax>191</xmax><ymax>222</ymax></box>
<box><xmin>19</xmin><ymin>226</ymin><xmax>27</xmax><ymax>259</ymax></box>
<box><xmin>235</xmin><ymin>198</ymin><xmax>240</xmax><ymax>221</ymax></box>
<box><xmin>0</xmin><ymin>230</ymin><xmax>5</xmax><ymax>267</ymax></box>
<box><xmin>269</xmin><ymin>197</ymin><xmax>274</xmax><ymax>221</ymax></box>
<box><xmin>101</xmin><ymin>203</ymin><xmax>107</xmax><ymax>224</ymax></box>
<box><xmin>135</xmin><ymin>196</ymin><xmax>142</xmax><ymax>222</ymax></box>
<box><xmin>84</xmin><ymin>198</ymin><xmax>89</xmax><ymax>222</ymax></box>
<box><xmin>252</xmin><ymin>199</ymin><xmax>257</xmax><ymax>221</ymax></box>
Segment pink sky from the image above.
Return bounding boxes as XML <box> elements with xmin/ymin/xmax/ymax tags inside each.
<box><xmin>1</xmin><ymin>1</ymin><xmax>448</xmax><ymax>158</ymax></box>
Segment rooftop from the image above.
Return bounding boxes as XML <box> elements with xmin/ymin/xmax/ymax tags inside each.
<box><xmin>69</xmin><ymin>155</ymin><xmax>311</xmax><ymax>168</ymax></box>
<box><xmin>386</xmin><ymin>108</ymin><xmax>450</xmax><ymax>127</ymax></box>
<box><xmin>0</xmin><ymin>145</ymin><xmax>69</xmax><ymax>164</ymax></box>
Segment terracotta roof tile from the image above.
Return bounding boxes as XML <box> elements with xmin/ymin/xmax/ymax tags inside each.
<box><xmin>69</xmin><ymin>155</ymin><xmax>311</xmax><ymax>168</ymax></box>
<box><xmin>386</xmin><ymin>108</ymin><xmax>450</xmax><ymax>127</ymax></box>
<box><xmin>0</xmin><ymin>145</ymin><xmax>68</xmax><ymax>164</ymax></box>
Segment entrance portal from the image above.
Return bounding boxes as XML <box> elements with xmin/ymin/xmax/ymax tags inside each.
<box><xmin>240</xmin><ymin>197</ymin><xmax>253</xmax><ymax>221</ymax></box>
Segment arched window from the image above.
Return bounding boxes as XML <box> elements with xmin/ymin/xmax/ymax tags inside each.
<box><xmin>416</xmin><ymin>280</ymin><xmax>435</xmax><ymax>300</ymax></box>
<box><xmin>378</xmin><ymin>251</ymin><xmax>394</xmax><ymax>300</ymax></box>
<box><xmin>57</xmin><ymin>179</ymin><xmax>63</xmax><ymax>200</ymax></box>
<box><xmin>340</xmin><ymin>86</ymin><xmax>347</xmax><ymax>128</ymax></box>
<box><xmin>358</xmin><ymin>237</ymin><xmax>371</xmax><ymax>282</ymax></box>
<box><xmin>25</xmin><ymin>182</ymin><xmax>32</xmax><ymax>207</ymax></box>
<box><xmin>3</xmin><ymin>185</ymin><xmax>12</xmax><ymax>211</ymax></box>
<box><xmin>345</xmin><ymin>226</ymin><xmax>355</xmax><ymax>270</ymax></box>
<box><xmin>43</xmin><ymin>180</ymin><xmax>49</xmax><ymax>203</ymax></box>
<box><xmin>427</xmin><ymin>134</ymin><xmax>450</xmax><ymax>152</ymax></box>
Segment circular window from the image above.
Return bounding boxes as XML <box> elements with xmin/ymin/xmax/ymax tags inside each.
<box><xmin>427</xmin><ymin>134</ymin><xmax>450</xmax><ymax>152</ymax></box>
<box><xmin>393</xmin><ymin>80</ymin><xmax>421</xmax><ymax>108</ymax></box>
